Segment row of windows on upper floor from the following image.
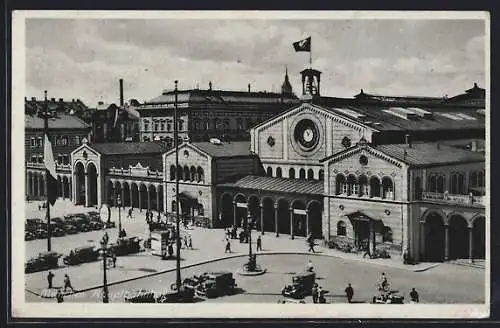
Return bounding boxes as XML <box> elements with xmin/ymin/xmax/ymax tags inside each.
<box><xmin>168</xmin><ymin>165</ymin><xmax>205</xmax><ymax>183</ymax></box>
<box><xmin>416</xmin><ymin>170</ymin><xmax>485</xmax><ymax>196</ymax></box>
<box><xmin>29</xmin><ymin>154</ymin><xmax>70</xmax><ymax>165</ymax></box>
<box><xmin>29</xmin><ymin>135</ymin><xmax>83</xmax><ymax>148</ymax></box>
<box><xmin>142</xmin><ymin>117</ymin><xmax>263</xmax><ymax>133</ymax></box>
<box><xmin>335</xmin><ymin>174</ymin><xmax>395</xmax><ymax>199</ymax></box>
<box><xmin>265</xmin><ymin>166</ymin><xmax>325</xmax><ymax>181</ymax></box>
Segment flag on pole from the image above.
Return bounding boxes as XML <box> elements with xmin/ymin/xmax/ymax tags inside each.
<box><xmin>293</xmin><ymin>37</ymin><xmax>311</xmax><ymax>52</ymax></box>
<box><xmin>44</xmin><ymin>133</ymin><xmax>58</xmax><ymax>206</ymax></box>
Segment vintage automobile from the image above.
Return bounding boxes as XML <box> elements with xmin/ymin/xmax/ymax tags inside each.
<box><xmin>109</xmin><ymin>237</ymin><xmax>142</xmax><ymax>256</ymax></box>
<box><xmin>372</xmin><ymin>291</ymin><xmax>404</xmax><ymax>304</ymax></box>
<box><xmin>281</xmin><ymin>272</ymin><xmax>316</xmax><ymax>299</ymax></box>
<box><xmin>25</xmin><ymin>251</ymin><xmax>61</xmax><ymax>273</ymax></box>
<box><xmin>51</xmin><ymin>217</ymin><xmax>78</xmax><ymax>235</ymax></box>
<box><xmin>124</xmin><ymin>289</ymin><xmax>157</xmax><ymax>303</ymax></box>
<box><xmin>63</xmin><ymin>246</ymin><xmax>100</xmax><ymax>265</ymax></box>
<box><xmin>25</xmin><ymin>231</ymin><xmax>36</xmax><ymax>241</ymax></box>
<box><xmin>26</xmin><ymin>218</ymin><xmax>47</xmax><ymax>230</ymax></box>
<box><xmin>33</xmin><ymin>228</ymin><xmax>48</xmax><ymax>239</ymax></box>
<box><xmin>50</xmin><ymin>224</ymin><xmax>66</xmax><ymax>237</ymax></box>
<box><xmin>195</xmin><ymin>271</ymin><xmax>236</xmax><ymax>298</ymax></box>
<box><xmin>64</xmin><ymin>216</ymin><xmax>92</xmax><ymax>232</ymax></box>
<box><xmin>148</xmin><ymin>221</ymin><xmax>172</xmax><ymax>232</ymax></box>
<box><xmin>88</xmin><ymin>211</ymin><xmax>116</xmax><ymax>229</ymax></box>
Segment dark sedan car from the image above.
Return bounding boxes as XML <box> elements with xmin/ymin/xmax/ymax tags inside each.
<box><xmin>26</xmin><ymin>218</ymin><xmax>47</xmax><ymax>230</ymax></box>
<box><xmin>25</xmin><ymin>231</ymin><xmax>36</xmax><ymax>241</ymax></box>
<box><xmin>64</xmin><ymin>216</ymin><xmax>92</xmax><ymax>233</ymax></box>
<box><xmin>52</xmin><ymin>217</ymin><xmax>78</xmax><ymax>234</ymax></box>
<box><xmin>33</xmin><ymin>228</ymin><xmax>48</xmax><ymax>239</ymax></box>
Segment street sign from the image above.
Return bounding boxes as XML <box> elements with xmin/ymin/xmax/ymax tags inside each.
<box><xmin>236</xmin><ymin>202</ymin><xmax>247</xmax><ymax>208</ymax></box>
<box><xmin>293</xmin><ymin>209</ymin><xmax>307</xmax><ymax>215</ymax></box>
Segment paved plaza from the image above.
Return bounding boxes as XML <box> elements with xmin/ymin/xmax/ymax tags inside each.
<box><xmin>24</xmin><ymin>200</ymin><xmax>485</xmax><ymax>304</ymax></box>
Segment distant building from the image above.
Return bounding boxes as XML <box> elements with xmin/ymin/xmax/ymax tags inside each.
<box><xmin>90</xmin><ymin>101</ymin><xmax>140</xmax><ymax>143</ymax></box>
<box><xmin>25</xmin><ymin>112</ymin><xmax>91</xmax><ymax>201</ymax></box>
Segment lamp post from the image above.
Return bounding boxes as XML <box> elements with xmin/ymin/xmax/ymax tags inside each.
<box><xmin>100</xmin><ymin>234</ymin><xmax>110</xmax><ymax>303</ymax></box>
<box><xmin>116</xmin><ymin>195</ymin><xmax>122</xmax><ymax>233</ymax></box>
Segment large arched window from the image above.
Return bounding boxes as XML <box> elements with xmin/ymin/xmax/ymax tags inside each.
<box><xmin>336</xmin><ymin>174</ymin><xmax>346</xmax><ymax>195</ymax></box>
<box><xmin>450</xmin><ymin>172</ymin><xmax>465</xmax><ymax>194</ymax></box>
<box><xmin>469</xmin><ymin>171</ymin><xmax>478</xmax><ymax>188</ymax></box>
<box><xmin>382</xmin><ymin>177</ymin><xmax>394</xmax><ymax>199</ymax></box>
<box><xmin>171</xmin><ymin>200</ymin><xmax>177</xmax><ymax>213</ymax></box>
<box><xmin>428</xmin><ymin>175</ymin><xmax>438</xmax><ymax>192</ymax></box>
<box><xmin>318</xmin><ymin>169</ymin><xmax>324</xmax><ymax>181</ymax></box>
<box><xmin>347</xmin><ymin>174</ymin><xmax>357</xmax><ymax>196</ymax></box>
<box><xmin>183</xmin><ymin>165</ymin><xmax>190</xmax><ymax>181</ymax></box>
<box><xmin>170</xmin><ymin>165</ymin><xmax>176</xmax><ymax>180</ymax></box>
<box><xmin>370</xmin><ymin>176</ymin><xmax>381</xmax><ymax>198</ymax></box>
<box><xmin>299</xmin><ymin>168</ymin><xmax>306</xmax><ymax>179</ymax></box>
<box><xmin>190</xmin><ymin>166</ymin><xmax>197</xmax><ymax>181</ymax></box>
<box><xmin>198</xmin><ymin>203</ymin><xmax>204</xmax><ymax>216</ymax></box>
<box><xmin>358</xmin><ymin>175</ymin><xmax>368</xmax><ymax>197</ymax></box>
<box><xmin>289</xmin><ymin>168</ymin><xmax>295</xmax><ymax>179</ymax></box>
<box><xmin>337</xmin><ymin>221</ymin><xmax>347</xmax><ymax>236</ymax></box>
<box><xmin>307</xmin><ymin>169</ymin><xmax>314</xmax><ymax>180</ymax></box>
<box><xmin>266</xmin><ymin>167</ymin><xmax>273</xmax><ymax>177</ymax></box>
<box><xmin>197</xmin><ymin>167</ymin><xmax>204</xmax><ymax>183</ymax></box>
<box><xmin>437</xmin><ymin>175</ymin><xmax>445</xmax><ymax>193</ymax></box>
<box><xmin>177</xmin><ymin>165</ymin><xmax>183</xmax><ymax>181</ymax></box>
<box><xmin>276</xmin><ymin>167</ymin><xmax>282</xmax><ymax>178</ymax></box>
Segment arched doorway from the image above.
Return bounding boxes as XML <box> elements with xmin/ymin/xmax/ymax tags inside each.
<box><xmin>472</xmin><ymin>216</ymin><xmax>485</xmax><ymax>259</ymax></box>
<box><xmin>139</xmin><ymin>184</ymin><xmax>148</xmax><ymax>210</ymax></box>
<box><xmin>425</xmin><ymin>212</ymin><xmax>446</xmax><ymax>262</ymax></box>
<box><xmin>62</xmin><ymin>176</ymin><xmax>69</xmax><ymax>199</ymax></box>
<box><xmin>448</xmin><ymin>214</ymin><xmax>469</xmax><ymax>260</ymax></box>
<box><xmin>131</xmin><ymin>183</ymin><xmax>139</xmax><ymax>208</ymax></box>
<box><xmin>291</xmin><ymin>200</ymin><xmax>306</xmax><ymax>237</ymax></box>
<box><xmin>247</xmin><ymin>195</ymin><xmax>260</xmax><ymax>230</ymax></box>
<box><xmin>220</xmin><ymin>193</ymin><xmax>233</xmax><ymax>228</ymax></box>
<box><xmin>234</xmin><ymin>194</ymin><xmax>247</xmax><ymax>228</ymax></box>
<box><xmin>277</xmin><ymin>199</ymin><xmax>290</xmax><ymax>236</ymax></box>
<box><xmin>74</xmin><ymin>162</ymin><xmax>85</xmax><ymax>205</ymax></box>
<box><xmin>87</xmin><ymin>162</ymin><xmax>98</xmax><ymax>206</ymax></box>
<box><xmin>122</xmin><ymin>182</ymin><xmax>130</xmax><ymax>207</ymax></box>
<box><xmin>149</xmin><ymin>185</ymin><xmax>157</xmax><ymax>211</ymax></box>
<box><xmin>262</xmin><ymin>198</ymin><xmax>275</xmax><ymax>233</ymax></box>
<box><xmin>107</xmin><ymin>181</ymin><xmax>115</xmax><ymax>205</ymax></box>
<box><xmin>307</xmin><ymin>200</ymin><xmax>323</xmax><ymax>239</ymax></box>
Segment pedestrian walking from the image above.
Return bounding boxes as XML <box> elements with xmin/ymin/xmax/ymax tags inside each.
<box><xmin>157</xmin><ymin>213</ymin><xmax>161</xmax><ymax>223</ymax></box>
<box><xmin>63</xmin><ymin>274</ymin><xmax>75</xmax><ymax>293</ymax></box>
<box><xmin>56</xmin><ymin>290</ymin><xmax>64</xmax><ymax>303</ymax></box>
<box><xmin>38</xmin><ymin>204</ymin><xmax>41</xmax><ymax>211</ymax></box>
<box><xmin>224</xmin><ymin>238</ymin><xmax>232</xmax><ymax>253</ymax></box>
<box><xmin>47</xmin><ymin>271</ymin><xmax>54</xmax><ymax>289</ymax></box>
<box><xmin>112</xmin><ymin>252</ymin><xmax>117</xmax><ymax>268</ymax></box>
<box><xmin>311</xmin><ymin>283</ymin><xmax>319</xmax><ymax>304</ymax></box>
<box><xmin>363</xmin><ymin>243</ymin><xmax>371</xmax><ymax>258</ymax></box>
<box><xmin>307</xmin><ymin>239</ymin><xmax>316</xmax><ymax>253</ymax></box>
<box><xmin>345</xmin><ymin>283</ymin><xmax>354</xmax><ymax>303</ymax></box>
<box><xmin>184</xmin><ymin>235</ymin><xmax>189</xmax><ymax>249</ymax></box>
<box><xmin>409</xmin><ymin>288</ymin><xmax>419</xmax><ymax>303</ymax></box>
<box><xmin>188</xmin><ymin>235</ymin><xmax>193</xmax><ymax>249</ymax></box>
<box><xmin>168</xmin><ymin>243</ymin><xmax>174</xmax><ymax>258</ymax></box>
<box><xmin>256</xmin><ymin>235</ymin><xmax>262</xmax><ymax>251</ymax></box>
<box><xmin>127</xmin><ymin>208</ymin><xmax>133</xmax><ymax>219</ymax></box>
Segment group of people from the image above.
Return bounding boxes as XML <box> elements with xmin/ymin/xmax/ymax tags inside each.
<box><xmin>47</xmin><ymin>272</ymin><xmax>75</xmax><ymax>303</ymax></box>
<box><xmin>223</xmin><ymin>229</ymin><xmax>262</xmax><ymax>253</ymax></box>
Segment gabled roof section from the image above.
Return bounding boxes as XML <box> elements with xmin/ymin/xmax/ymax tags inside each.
<box><xmin>320</xmin><ymin>142</ymin><xmax>405</xmax><ymax>169</ymax></box>
<box><xmin>192</xmin><ymin>141</ymin><xmax>252</xmax><ymax>158</ymax></box>
<box><xmin>217</xmin><ymin>175</ymin><xmax>324</xmax><ymax>195</ymax></box>
<box><xmin>163</xmin><ymin>142</ymin><xmax>210</xmax><ymax>160</ymax></box>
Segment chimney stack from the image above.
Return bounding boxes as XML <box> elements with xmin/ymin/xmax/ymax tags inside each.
<box><xmin>51</xmin><ymin>97</ymin><xmax>55</xmax><ymax>102</ymax></box>
<box><xmin>248</xmin><ymin>83</ymin><xmax>251</xmax><ymax>93</ymax></box>
<box><xmin>405</xmin><ymin>134</ymin><xmax>412</xmax><ymax>148</ymax></box>
<box><xmin>209</xmin><ymin>81</ymin><xmax>212</xmax><ymax>91</ymax></box>
<box><xmin>119</xmin><ymin>78</ymin><xmax>124</xmax><ymax>107</ymax></box>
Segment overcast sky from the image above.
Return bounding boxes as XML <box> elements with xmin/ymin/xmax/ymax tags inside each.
<box><xmin>25</xmin><ymin>17</ymin><xmax>486</xmax><ymax>106</ymax></box>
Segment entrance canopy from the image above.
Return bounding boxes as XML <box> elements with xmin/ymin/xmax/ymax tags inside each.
<box><xmin>344</xmin><ymin>210</ymin><xmax>382</xmax><ymax>222</ymax></box>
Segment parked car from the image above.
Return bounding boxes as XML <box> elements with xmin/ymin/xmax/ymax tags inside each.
<box><xmin>195</xmin><ymin>271</ymin><xmax>236</xmax><ymax>298</ymax></box>
<box><xmin>51</xmin><ymin>217</ymin><xmax>78</xmax><ymax>234</ymax></box>
<box><xmin>33</xmin><ymin>228</ymin><xmax>48</xmax><ymax>239</ymax></box>
<box><xmin>25</xmin><ymin>231</ymin><xmax>36</xmax><ymax>241</ymax></box>
<box><xmin>63</xmin><ymin>246</ymin><xmax>100</xmax><ymax>265</ymax></box>
<box><xmin>26</xmin><ymin>218</ymin><xmax>47</xmax><ymax>230</ymax></box>
<box><xmin>109</xmin><ymin>237</ymin><xmax>142</xmax><ymax>256</ymax></box>
<box><xmin>88</xmin><ymin>211</ymin><xmax>116</xmax><ymax>229</ymax></box>
<box><xmin>25</xmin><ymin>251</ymin><xmax>61</xmax><ymax>273</ymax></box>
<box><xmin>281</xmin><ymin>272</ymin><xmax>316</xmax><ymax>299</ymax></box>
<box><xmin>88</xmin><ymin>217</ymin><xmax>105</xmax><ymax>230</ymax></box>
<box><xmin>372</xmin><ymin>291</ymin><xmax>404</xmax><ymax>304</ymax></box>
<box><xmin>50</xmin><ymin>225</ymin><xmax>66</xmax><ymax>237</ymax></box>
<box><xmin>73</xmin><ymin>213</ymin><xmax>104</xmax><ymax>231</ymax></box>
<box><xmin>64</xmin><ymin>216</ymin><xmax>92</xmax><ymax>232</ymax></box>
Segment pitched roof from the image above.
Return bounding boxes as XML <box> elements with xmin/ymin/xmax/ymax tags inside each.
<box><xmin>25</xmin><ymin>114</ymin><xmax>90</xmax><ymax>129</ymax></box>
<box><xmin>89</xmin><ymin>142</ymin><xmax>171</xmax><ymax>155</ymax></box>
<box><xmin>374</xmin><ymin>143</ymin><xmax>484</xmax><ymax>167</ymax></box>
<box><xmin>218</xmin><ymin>175</ymin><xmax>324</xmax><ymax>195</ymax></box>
<box><xmin>192</xmin><ymin>141</ymin><xmax>252</xmax><ymax>158</ymax></box>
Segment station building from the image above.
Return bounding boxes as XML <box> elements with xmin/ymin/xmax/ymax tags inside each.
<box><xmin>63</xmin><ymin>68</ymin><xmax>485</xmax><ymax>264</ymax></box>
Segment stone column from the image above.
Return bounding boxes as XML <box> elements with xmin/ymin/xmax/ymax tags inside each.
<box><xmin>380</xmin><ymin>184</ymin><xmax>384</xmax><ymax>199</ymax></box>
<box><xmin>444</xmin><ymin>224</ymin><xmax>449</xmax><ymax>261</ymax></box>
<box><xmin>306</xmin><ymin>209</ymin><xmax>310</xmax><ymax>237</ymax></box>
<box><xmin>290</xmin><ymin>208</ymin><xmax>294</xmax><ymax>240</ymax></box>
<box><xmin>260</xmin><ymin>204</ymin><xmax>264</xmax><ymax>235</ymax></box>
<box><xmin>232</xmin><ymin>201</ymin><xmax>237</xmax><ymax>227</ymax></box>
<box><xmin>468</xmin><ymin>226</ymin><xmax>474</xmax><ymax>263</ymax></box>
<box><xmin>369</xmin><ymin>221</ymin><xmax>375</xmax><ymax>255</ymax></box>
<box><xmin>96</xmin><ymin>173</ymin><xmax>101</xmax><ymax>208</ymax></box>
<box><xmin>129</xmin><ymin>185</ymin><xmax>133</xmax><ymax>208</ymax></box>
<box><xmin>274</xmin><ymin>205</ymin><xmax>279</xmax><ymax>237</ymax></box>
<box><xmin>138</xmin><ymin>188</ymin><xmax>142</xmax><ymax>211</ymax></box>
<box><xmin>156</xmin><ymin>186</ymin><xmax>160</xmax><ymax>212</ymax></box>
<box><xmin>121</xmin><ymin>186</ymin><xmax>125</xmax><ymax>209</ymax></box>
<box><xmin>38</xmin><ymin>175</ymin><xmax>42</xmax><ymax>197</ymax></box>
<box><xmin>26</xmin><ymin>173</ymin><xmax>29</xmax><ymax>198</ymax></box>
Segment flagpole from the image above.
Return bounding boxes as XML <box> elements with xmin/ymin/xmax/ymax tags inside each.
<box><xmin>44</xmin><ymin>90</ymin><xmax>52</xmax><ymax>252</ymax></box>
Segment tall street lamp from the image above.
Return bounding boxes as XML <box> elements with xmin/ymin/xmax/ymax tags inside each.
<box><xmin>116</xmin><ymin>195</ymin><xmax>122</xmax><ymax>233</ymax></box>
<box><xmin>246</xmin><ymin>212</ymin><xmax>257</xmax><ymax>271</ymax></box>
<box><xmin>100</xmin><ymin>234</ymin><xmax>110</xmax><ymax>303</ymax></box>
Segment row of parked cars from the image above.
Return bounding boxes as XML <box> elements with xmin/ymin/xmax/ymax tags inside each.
<box><xmin>25</xmin><ymin>211</ymin><xmax>116</xmax><ymax>241</ymax></box>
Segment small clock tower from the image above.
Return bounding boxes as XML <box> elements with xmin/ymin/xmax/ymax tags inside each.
<box><xmin>300</xmin><ymin>68</ymin><xmax>321</xmax><ymax>101</ymax></box>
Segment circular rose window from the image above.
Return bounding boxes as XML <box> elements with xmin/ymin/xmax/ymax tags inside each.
<box><xmin>294</xmin><ymin>119</ymin><xmax>320</xmax><ymax>151</ymax></box>
<box><xmin>359</xmin><ymin>155</ymin><xmax>368</xmax><ymax>166</ymax></box>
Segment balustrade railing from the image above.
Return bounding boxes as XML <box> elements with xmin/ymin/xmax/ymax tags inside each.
<box><xmin>421</xmin><ymin>191</ymin><xmax>484</xmax><ymax>207</ymax></box>
<box><xmin>108</xmin><ymin>167</ymin><xmax>163</xmax><ymax>178</ymax></box>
